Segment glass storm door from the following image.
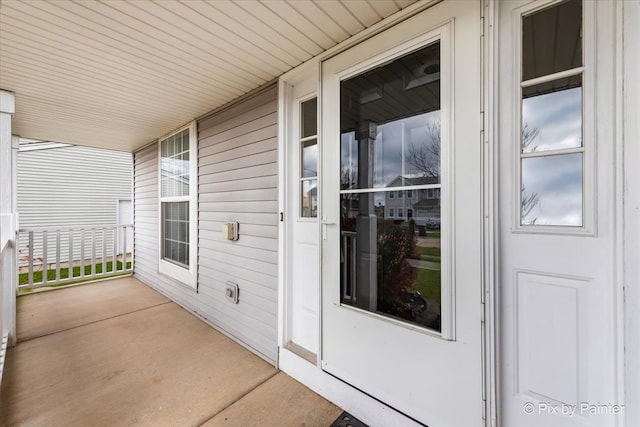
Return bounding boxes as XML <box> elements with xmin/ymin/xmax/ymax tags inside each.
<box><xmin>320</xmin><ymin>2</ymin><xmax>484</xmax><ymax>426</ymax></box>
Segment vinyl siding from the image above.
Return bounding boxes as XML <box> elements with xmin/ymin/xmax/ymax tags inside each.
<box><xmin>17</xmin><ymin>145</ymin><xmax>132</xmax><ymax>262</ymax></box>
<box><xmin>133</xmin><ymin>84</ymin><xmax>278</xmax><ymax>363</ymax></box>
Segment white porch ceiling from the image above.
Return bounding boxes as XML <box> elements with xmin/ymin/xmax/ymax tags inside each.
<box><xmin>0</xmin><ymin>0</ymin><xmax>417</xmax><ymax>152</ymax></box>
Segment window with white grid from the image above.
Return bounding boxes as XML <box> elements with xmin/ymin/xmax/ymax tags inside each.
<box><xmin>158</xmin><ymin>122</ymin><xmax>197</xmax><ymax>288</ymax></box>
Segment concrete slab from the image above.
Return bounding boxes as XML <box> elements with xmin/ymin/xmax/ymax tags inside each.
<box><xmin>2</xmin><ymin>277</ymin><xmax>343</xmax><ymax>426</ymax></box>
<box><xmin>201</xmin><ymin>372</ymin><xmax>342</xmax><ymax>427</ymax></box>
<box><xmin>1</xmin><ymin>299</ymin><xmax>278</xmax><ymax>426</ymax></box>
<box><xmin>16</xmin><ymin>277</ymin><xmax>170</xmax><ymax>341</ymax></box>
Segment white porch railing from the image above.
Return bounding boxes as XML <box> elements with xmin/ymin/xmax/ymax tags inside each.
<box><xmin>17</xmin><ymin>225</ymin><xmax>133</xmax><ymax>291</ymax></box>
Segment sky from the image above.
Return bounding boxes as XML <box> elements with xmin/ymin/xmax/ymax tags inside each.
<box><xmin>521</xmin><ymin>86</ymin><xmax>583</xmax><ymax>226</ymax></box>
<box><xmin>340</xmin><ymin>110</ymin><xmax>441</xmax><ymax>189</ymax></box>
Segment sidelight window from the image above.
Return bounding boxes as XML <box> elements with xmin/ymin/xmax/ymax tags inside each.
<box><xmin>300</xmin><ymin>98</ymin><xmax>318</xmax><ymax>218</ymax></box>
<box><xmin>519</xmin><ymin>0</ymin><xmax>584</xmax><ymax>227</ymax></box>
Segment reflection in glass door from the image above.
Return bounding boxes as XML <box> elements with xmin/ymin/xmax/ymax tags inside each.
<box><xmin>338</xmin><ymin>42</ymin><xmax>443</xmax><ymax>332</ymax></box>
<box><xmin>321</xmin><ymin>4</ymin><xmax>483</xmax><ymax>424</ymax></box>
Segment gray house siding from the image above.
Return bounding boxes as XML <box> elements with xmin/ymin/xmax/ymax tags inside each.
<box><xmin>133</xmin><ymin>84</ymin><xmax>278</xmax><ymax>363</ymax></box>
<box><xmin>17</xmin><ymin>145</ymin><xmax>132</xmax><ymax>263</ymax></box>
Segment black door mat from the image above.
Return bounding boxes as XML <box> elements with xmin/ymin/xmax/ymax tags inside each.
<box><xmin>330</xmin><ymin>411</ymin><xmax>369</xmax><ymax>427</ymax></box>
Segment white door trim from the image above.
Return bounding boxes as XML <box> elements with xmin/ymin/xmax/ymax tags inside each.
<box><xmin>622</xmin><ymin>1</ymin><xmax>640</xmax><ymax>425</ymax></box>
<box><xmin>482</xmin><ymin>1</ymin><xmax>498</xmax><ymax>425</ymax></box>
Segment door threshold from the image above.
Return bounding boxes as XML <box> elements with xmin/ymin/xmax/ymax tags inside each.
<box><xmin>284</xmin><ymin>341</ymin><xmax>317</xmax><ymax>365</ymax></box>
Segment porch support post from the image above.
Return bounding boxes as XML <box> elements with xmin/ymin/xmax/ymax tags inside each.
<box><xmin>0</xmin><ymin>90</ymin><xmax>17</xmax><ymax>350</ymax></box>
<box><xmin>355</xmin><ymin>121</ymin><xmax>377</xmax><ymax>311</ymax></box>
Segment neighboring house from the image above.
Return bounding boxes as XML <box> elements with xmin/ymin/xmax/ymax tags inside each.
<box><xmin>17</xmin><ymin>143</ymin><xmax>132</xmax><ymax>265</ymax></box>
<box><xmin>385</xmin><ymin>175</ymin><xmax>440</xmax><ymax>226</ymax></box>
<box><xmin>1</xmin><ymin>1</ymin><xmax>638</xmax><ymax>427</ymax></box>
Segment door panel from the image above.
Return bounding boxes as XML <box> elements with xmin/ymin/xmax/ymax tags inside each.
<box><xmin>321</xmin><ymin>2</ymin><xmax>483</xmax><ymax>426</ymax></box>
<box><xmin>498</xmin><ymin>1</ymin><xmax>620</xmax><ymax>426</ymax></box>
<box><xmin>286</xmin><ymin>82</ymin><xmax>320</xmax><ymax>356</ymax></box>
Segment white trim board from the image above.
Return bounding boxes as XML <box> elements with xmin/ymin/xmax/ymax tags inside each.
<box><xmin>279</xmin><ymin>347</ymin><xmax>423</xmax><ymax>427</ymax></box>
<box><xmin>623</xmin><ymin>1</ymin><xmax>640</xmax><ymax>425</ymax></box>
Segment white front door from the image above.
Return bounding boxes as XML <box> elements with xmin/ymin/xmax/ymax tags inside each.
<box><xmin>320</xmin><ymin>2</ymin><xmax>483</xmax><ymax>426</ymax></box>
<box><xmin>497</xmin><ymin>1</ymin><xmax>620</xmax><ymax>426</ymax></box>
<box><xmin>285</xmin><ymin>77</ymin><xmax>320</xmax><ymax>356</ymax></box>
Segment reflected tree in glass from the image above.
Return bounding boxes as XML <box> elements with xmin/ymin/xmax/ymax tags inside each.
<box><xmin>405</xmin><ymin>120</ymin><xmax>441</xmax><ymax>179</ymax></box>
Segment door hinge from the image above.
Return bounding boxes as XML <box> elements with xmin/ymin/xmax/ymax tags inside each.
<box><xmin>280</xmin><ymin>212</ymin><xmax>284</xmax><ymax>222</ymax></box>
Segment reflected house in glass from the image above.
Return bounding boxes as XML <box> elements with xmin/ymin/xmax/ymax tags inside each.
<box><xmin>301</xmin><ymin>180</ymin><xmax>318</xmax><ymax>217</ymax></box>
<box><xmin>384</xmin><ymin>176</ymin><xmax>440</xmax><ymax>228</ymax></box>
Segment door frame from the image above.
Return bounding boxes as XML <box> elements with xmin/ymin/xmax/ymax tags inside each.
<box><xmin>277</xmin><ymin>61</ymin><xmax>322</xmax><ymax>360</ymax></box>
<box><xmin>277</xmin><ymin>1</ymin><xmax>497</xmax><ymax>425</ymax></box>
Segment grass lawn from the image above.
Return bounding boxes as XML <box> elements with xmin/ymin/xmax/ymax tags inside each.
<box><xmin>415</xmin><ymin>246</ymin><xmax>441</xmax><ymax>259</ymax></box>
<box><xmin>412</xmin><ymin>268</ymin><xmax>441</xmax><ymax>304</ymax></box>
<box><xmin>411</xmin><ymin>246</ymin><xmax>442</xmax><ymax>303</ymax></box>
<box><xmin>19</xmin><ymin>261</ymin><xmax>132</xmax><ymax>294</ymax></box>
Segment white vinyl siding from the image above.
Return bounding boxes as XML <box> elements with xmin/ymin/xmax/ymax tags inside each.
<box><xmin>134</xmin><ymin>84</ymin><xmax>278</xmax><ymax>363</ymax></box>
<box><xmin>17</xmin><ymin>145</ymin><xmax>132</xmax><ymax>263</ymax></box>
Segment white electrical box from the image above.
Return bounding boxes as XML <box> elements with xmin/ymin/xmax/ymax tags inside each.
<box><xmin>222</xmin><ymin>222</ymin><xmax>239</xmax><ymax>240</ymax></box>
<box><xmin>225</xmin><ymin>282</ymin><xmax>239</xmax><ymax>304</ymax></box>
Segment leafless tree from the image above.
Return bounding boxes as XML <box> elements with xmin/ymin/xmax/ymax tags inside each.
<box><xmin>521</xmin><ymin>186</ymin><xmax>540</xmax><ymax>224</ymax></box>
<box><xmin>521</xmin><ymin>122</ymin><xmax>541</xmax><ymax>223</ymax></box>
<box><xmin>522</xmin><ymin>122</ymin><xmax>540</xmax><ymax>152</ymax></box>
<box><xmin>405</xmin><ymin>121</ymin><xmax>440</xmax><ymax>178</ymax></box>
<box><xmin>340</xmin><ymin>163</ymin><xmax>358</xmax><ymax>189</ymax></box>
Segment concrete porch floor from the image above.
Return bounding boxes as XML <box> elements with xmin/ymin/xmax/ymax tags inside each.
<box><xmin>0</xmin><ymin>277</ymin><xmax>342</xmax><ymax>426</ymax></box>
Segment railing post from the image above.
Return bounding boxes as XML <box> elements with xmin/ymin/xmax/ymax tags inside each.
<box><xmin>55</xmin><ymin>230</ymin><xmax>61</xmax><ymax>282</ymax></box>
<box><xmin>80</xmin><ymin>229</ymin><xmax>85</xmax><ymax>278</ymax></box>
<box><xmin>102</xmin><ymin>228</ymin><xmax>106</xmax><ymax>276</ymax></box>
<box><xmin>28</xmin><ymin>230</ymin><xmax>33</xmax><ymax>286</ymax></box>
<box><xmin>91</xmin><ymin>228</ymin><xmax>96</xmax><ymax>276</ymax></box>
<box><xmin>122</xmin><ymin>226</ymin><xmax>127</xmax><ymax>271</ymax></box>
<box><xmin>42</xmin><ymin>230</ymin><xmax>48</xmax><ymax>286</ymax></box>
<box><xmin>113</xmin><ymin>226</ymin><xmax>117</xmax><ymax>272</ymax></box>
<box><xmin>68</xmin><ymin>229</ymin><xmax>74</xmax><ymax>280</ymax></box>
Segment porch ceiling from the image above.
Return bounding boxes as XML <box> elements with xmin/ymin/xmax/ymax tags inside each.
<box><xmin>0</xmin><ymin>0</ymin><xmax>417</xmax><ymax>153</ymax></box>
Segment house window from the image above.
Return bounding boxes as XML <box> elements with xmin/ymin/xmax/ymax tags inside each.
<box><xmin>407</xmin><ymin>190</ymin><xmax>413</xmax><ymax>198</ymax></box>
<box><xmin>398</xmin><ymin>208</ymin><xmax>404</xmax><ymax>218</ymax></box>
<box><xmin>520</xmin><ymin>0</ymin><xmax>583</xmax><ymax>226</ymax></box>
<box><xmin>397</xmin><ymin>190</ymin><xmax>403</xmax><ymax>198</ymax></box>
<box><xmin>158</xmin><ymin>122</ymin><xmax>197</xmax><ymax>288</ymax></box>
<box><xmin>389</xmin><ymin>208</ymin><xmax>395</xmax><ymax>218</ymax></box>
<box><xmin>408</xmin><ymin>209</ymin><xmax>413</xmax><ymax>219</ymax></box>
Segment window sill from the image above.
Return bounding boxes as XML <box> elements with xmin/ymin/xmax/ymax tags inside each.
<box><xmin>158</xmin><ymin>259</ymin><xmax>196</xmax><ymax>289</ymax></box>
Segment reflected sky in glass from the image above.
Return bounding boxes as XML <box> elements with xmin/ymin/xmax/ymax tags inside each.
<box><xmin>301</xmin><ymin>98</ymin><xmax>317</xmax><ymax>138</ymax></box>
<box><xmin>302</xmin><ymin>139</ymin><xmax>317</xmax><ymax>178</ymax></box>
<box><xmin>521</xmin><ymin>153</ymin><xmax>582</xmax><ymax>226</ymax></box>
<box><xmin>341</xmin><ymin>110</ymin><xmax>440</xmax><ymax>189</ymax></box>
<box><xmin>522</xmin><ymin>85</ymin><xmax>582</xmax><ymax>153</ymax></box>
